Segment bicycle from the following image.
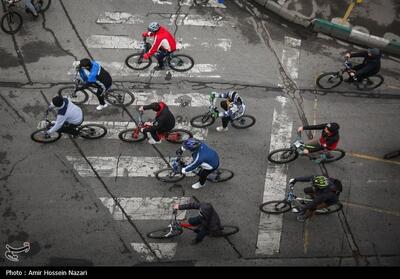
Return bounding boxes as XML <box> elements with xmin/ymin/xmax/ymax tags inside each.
<box><xmin>316</xmin><ymin>58</ymin><xmax>384</xmax><ymax>91</ymax></box>
<box><xmin>118</xmin><ymin>110</ymin><xmax>193</xmax><ymax>144</ymax></box>
<box><xmin>267</xmin><ymin>132</ymin><xmax>345</xmax><ymax>164</ymax></box>
<box><xmin>30</xmin><ymin>109</ymin><xmax>107</xmax><ymax>143</ymax></box>
<box><xmin>154</xmin><ymin>153</ymin><xmax>234</xmax><ymax>183</ymax></box>
<box><xmin>125</xmin><ymin>37</ymin><xmax>195</xmax><ymax>72</ymax></box>
<box><xmin>259</xmin><ymin>182</ymin><xmax>343</xmax><ymax>215</ymax></box>
<box><xmin>190</xmin><ymin>94</ymin><xmax>256</xmax><ymax>129</ymax></box>
<box><xmin>58</xmin><ymin>70</ymin><xmax>135</xmax><ymax>107</ymax></box>
<box><xmin>383</xmin><ymin>150</ymin><xmax>400</xmax><ymax>160</ymax></box>
<box><xmin>1</xmin><ymin>0</ymin><xmax>51</xmax><ymax>34</ymax></box>
<box><xmin>147</xmin><ymin>208</ymin><xmax>239</xmax><ymax>239</ymax></box>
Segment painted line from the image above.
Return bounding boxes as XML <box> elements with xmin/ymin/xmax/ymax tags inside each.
<box><xmin>66</xmin><ymin>156</ymin><xmax>194</xmax><ymax>177</ymax></box>
<box><xmin>256</xmin><ymin>96</ymin><xmax>293</xmax><ymax>255</ymax></box>
<box><xmin>96</xmin><ymin>13</ymin><xmax>228</xmax><ymax>27</ymax></box>
<box><xmin>348</xmin><ymin>152</ymin><xmax>400</xmax><ymax>166</ymax></box>
<box><xmin>86</xmin><ymin>35</ymin><xmax>232</xmax><ymax>51</ymax></box>
<box><xmin>153</xmin><ymin>0</ymin><xmax>226</xmax><ymax>8</ymax></box>
<box><xmin>99</xmin><ymin>197</ymin><xmax>190</xmax><ymax>220</ymax></box>
<box><xmin>131</xmin><ymin>243</ymin><xmax>177</xmax><ymax>262</ymax></box>
<box><xmin>343</xmin><ymin>202</ymin><xmax>400</xmax><ymax>217</ymax></box>
<box><xmin>281</xmin><ymin>36</ymin><xmax>301</xmax><ymax>80</ymax></box>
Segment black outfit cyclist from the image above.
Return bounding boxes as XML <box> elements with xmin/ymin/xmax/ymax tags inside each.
<box><xmin>289</xmin><ymin>175</ymin><xmax>342</xmax><ymax>222</ymax></box>
<box><xmin>345</xmin><ymin>48</ymin><xmax>381</xmax><ymax>82</ymax></box>
<box><xmin>139</xmin><ymin>102</ymin><xmax>175</xmax><ymax>144</ymax></box>
<box><xmin>173</xmin><ymin>202</ymin><xmax>223</xmax><ymax>245</ymax></box>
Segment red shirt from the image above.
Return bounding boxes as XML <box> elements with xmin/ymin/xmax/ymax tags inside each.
<box><xmin>143</xmin><ymin>26</ymin><xmax>176</xmax><ymax>57</ymax></box>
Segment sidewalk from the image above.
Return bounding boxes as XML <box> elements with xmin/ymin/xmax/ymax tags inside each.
<box><xmin>253</xmin><ymin>0</ymin><xmax>400</xmax><ymax>56</ymax></box>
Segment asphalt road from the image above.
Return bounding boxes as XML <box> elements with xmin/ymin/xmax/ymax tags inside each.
<box><xmin>0</xmin><ymin>0</ymin><xmax>399</xmax><ymax>266</ymax></box>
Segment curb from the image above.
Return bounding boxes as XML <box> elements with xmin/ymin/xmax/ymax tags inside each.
<box><xmin>253</xmin><ymin>0</ymin><xmax>400</xmax><ymax>56</ymax></box>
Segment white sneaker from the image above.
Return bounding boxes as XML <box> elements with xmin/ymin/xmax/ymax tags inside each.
<box><xmin>148</xmin><ymin>138</ymin><xmax>161</xmax><ymax>144</ymax></box>
<box><xmin>192</xmin><ymin>182</ymin><xmax>206</xmax><ymax>189</ymax></box>
<box><xmin>216</xmin><ymin>126</ymin><xmax>228</xmax><ymax>132</ymax></box>
<box><xmin>96</xmin><ymin>103</ymin><xmax>109</xmax><ymax>111</ymax></box>
<box><xmin>291</xmin><ymin>207</ymin><xmax>300</xmax><ymax>213</ymax></box>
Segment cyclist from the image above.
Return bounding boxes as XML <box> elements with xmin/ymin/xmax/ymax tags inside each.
<box><xmin>72</xmin><ymin>58</ymin><xmax>112</xmax><ymax>111</ymax></box>
<box><xmin>297</xmin><ymin>123</ymin><xmax>340</xmax><ymax>158</ymax></box>
<box><xmin>344</xmin><ymin>48</ymin><xmax>381</xmax><ymax>82</ymax></box>
<box><xmin>141</xmin><ymin>22</ymin><xmax>177</xmax><ymax>70</ymax></box>
<box><xmin>175</xmin><ymin>138</ymin><xmax>219</xmax><ymax>189</ymax></box>
<box><xmin>172</xmin><ymin>201</ymin><xmax>223</xmax><ymax>245</ymax></box>
<box><xmin>210</xmin><ymin>90</ymin><xmax>245</xmax><ymax>132</ymax></box>
<box><xmin>45</xmin><ymin>96</ymin><xmax>83</xmax><ymax>137</ymax></box>
<box><xmin>138</xmin><ymin>102</ymin><xmax>175</xmax><ymax>144</ymax></box>
<box><xmin>289</xmin><ymin>175</ymin><xmax>342</xmax><ymax>222</ymax></box>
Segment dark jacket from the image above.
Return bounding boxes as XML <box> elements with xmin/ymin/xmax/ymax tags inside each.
<box><xmin>350</xmin><ymin>50</ymin><xmax>381</xmax><ymax>75</ymax></box>
<box><xmin>303</xmin><ymin>123</ymin><xmax>339</xmax><ymax>150</ymax></box>
<box><xmin>142</xmin><ymin>102</ymin><xmax>175</xmax><ymax>133</ymax></box>
<box><xmin>178</xmin><ymin>202</ymin><xmax>222</xmax><ymax>233</ymax></box>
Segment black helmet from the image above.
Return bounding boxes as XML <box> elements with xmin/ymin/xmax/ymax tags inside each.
<box><xmin>52</xmin><ymin>96</ymin><xmax>64</xmax><ymax>108</ymax></box>
<box><xmin>326</xmin><ymin>122</ymin><xmax>339</xmax><ymax>133</ymax></box>
<box><xmin>368</xmin><ymin>48</ymin><xmax>380</xmax><ymax>57</ymax></box>
<box><xmin>79</xmin><ymin>58</ymin><xmax>91</xmax><ymax>68</ymax></box>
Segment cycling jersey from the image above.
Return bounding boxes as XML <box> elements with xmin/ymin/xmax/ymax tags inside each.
<box><xmin>47</xmin><ymin>98</ymin><xmax>83</xmax><ymax>134</ymax></box>
<box><xmin>350</xmin><ymin>50</ymin><xmax>381</xmax><ymax>80</ymax></box>
<box><xmin>303</xmin><ymin>123</ymin><xmax>339</xmax><ymax>150</ymax></box>
<box><xmin>78</xmin><ymin>60</ymin><xmax>112</xmax><ymax>91</ymax></box>
<box><xmin>178</xmin><ymin>202</ymin><xmax>222</xmax><ymax>234</ymax></box>
<box><xmin>182</xmin><ymin>143</ymin><xmax>219</xmax><ymax>172</ymax></box>
<box><xmin>214</xmin><ymin>92</ymin><xmax>245</xmax><ymax>119</ymax></box>
<box><xmin>142</xmin><ymin>102</ymin><xmax>175</xmax><ymax>133</ymax></box>
<box><xmin>143</xmin><ymin>26</ymin><xmax>177</xmax><ymax>57</ymax></box>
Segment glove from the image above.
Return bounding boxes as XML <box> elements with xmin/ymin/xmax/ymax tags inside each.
<box><xmin>289</xmin><ymin>178</ymin><xmax>296</xmax><ymax>185</ymax></box>
<box><xmin>176</xmin><ymin>148</ymin><xmax>183</xmax><ymax>156</ymax></box>
<box><xmin>140</xmin><ymin>127</ymin><xmax>145</xmax><ymax>133</ymax></box>
<box><xmin>142</xmin><ymin>32</ymin><xmax>148</xmax><ymax>37</ymax></box>
<box><xmin>181</xmin><ymin>168</ymin><xmax>187</xmax><ymax>175</ymax></box>
<box><xmin>143</xmin><ymin>53</ymin><xmax>150</xmax><ymax>59</ymax></box>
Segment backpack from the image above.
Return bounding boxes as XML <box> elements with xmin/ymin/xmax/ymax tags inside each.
<box><xmin>330</xmin><ymin>178</ymin><xmax>343</xmax><ymax>195</ymax></box>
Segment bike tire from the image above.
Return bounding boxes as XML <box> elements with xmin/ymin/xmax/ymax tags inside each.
<box><xmin>268</xmin><ymin>148</ymin><xmax>299</xmax><ymax>164</ymax></box>
<box><xmin>383</xmin><ymin>150</ymin><xmax>400</xmax><ymax>160</ymax></box>
<box><xmin>207</xmin><ymin>168</ymin><xmax>234</xmax><ymax>183</ymax></box>
<box><xmin>165</xmin><ymin>129</ymin><xmax>193</xmax><ymax>144</ymax></box>
<box><xmin>259</xmin><ymin>200</ymin><xmax>292</xmax><ymax>214</ymax></box>
<box><xmin>125</xmin><ymin>53</ymin><xmax>152</xmax><ymax>70</ymax></box>
<box><xmin>211</xmin><ymin>226</ymin><xmax>239</xmax><ymax>237</ymax></box>
<box><xmin>231</xmin><ymin>115</ymin><xmax>256</xmax><ymax>129</ymax></box>
<box><xmin>356</xmin><ymin>74</ymin><xmax>384</xmax><ymax>91</ymax></box>
<box><xmin>58</xmin><ymin>86</ymin><xmax>89</xmax><ymax>105</ymax></box>
<box><xmin>147</xmin><ymin>227</ymin><xmax>182</xmax><ymax>239</ymax></box>
<box><xmin>322</xmin><ymin>149</ymin><xmax>346</xmax><ymax>163</ymax></box>
<box><xmin>316</xmin><ymin>72</ymin><xmax>343</xmax><ymax>89</ymax></box>
<box><xmin>154</xmin><ymin>168</ymin><xmax>185</xmax><ymax>183</ymax></box>
<box><xmin>315</xmin><ymin>202</ymin><xmax>343</xmax><ymax>215</ymax></box>
<box><xmin>35</xmin><ymin>0</ymin><xmax>51</xmax><ymax>12</ymax></box>
<box><xmin>1</xmin><ymin>11</ymin><xmax>22</xmax><ymax>35</ymax></box>
<box><xmin>168</xmin><ymin>54</ymin><xmax>195</xmax><ymax>72</ymax></box>
<box><xmin>190</xmin><ymin>113</ymin><xmax>215</xmax><ymax>128</ymax></box>
<box><xmin>31</xmin><ymin>128</ymin><xmax>61</xmax><ymax>143</ymax></box>
<box><xmin>194</xmin><ymin>0</ymin><xmax>210</xmax><ymax>4</ymax></box>
<box><xmin>105</xmin><ymin>88</ymin><xmax>135</xmax><ymax>107</ymax></box>
<box><xmin>118</xmin><ymin>128</ymin><xmax>146</xmax><ymax>143</ymax></box>
<box><xmin>79</xmin><ymin>124</ymin><xmax>107</xmax><ymax>139</ymax></box>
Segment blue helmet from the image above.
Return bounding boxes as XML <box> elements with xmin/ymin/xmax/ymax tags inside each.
<box><xmin>148</xmin><ymin>22</ymin><xmax>160</xmax><ymax>32</ymax></box>
<box><xmin>183</xmin><ymin>138</ymin><xmax>201</xmax><ymax>151</ymax></box>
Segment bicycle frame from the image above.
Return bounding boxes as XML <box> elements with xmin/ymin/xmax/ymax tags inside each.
<box><xmin>290</xmin><ymin>132</ymin><xmax>334</xmax><ymax>160</ymax></box>
<box><xmin>164</xmin><ymin>209</ymin><xmax>195</xmax><ymax>237</ymax></box>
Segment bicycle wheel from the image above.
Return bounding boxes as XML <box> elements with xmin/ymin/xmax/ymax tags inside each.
<box><xmin>356</xmin><ymin>75</ymin><xmax>384</xmax><ymax>91</ymax></box>
<box><xmin>383</xmin><ymin>150</ymin><xmax>400</xmax><ymax>160</ymax></box>
<box><xmin>31</xmin><ymin>128</ymin><xmax>61</xmax><ymax>143</ymax></box>
<box><xmin>211</xmin><ymin>226</ymin><xmax>239</xmax><ymax>237</ymax></box>
<box><xmin>268</xmin><ymin>148</ymin><xmax>299</xmax><ymax>164</ymax></box>
<box><xmin>322</xmin><ymin>149</ymin><xmax>345</xmax><ymax>163</ymax></box>
<box><xmin>79</xmin><ymin>124</ymin><xmax>107</xmax><ymax>139</ymax></box>
<box><xmin>155</xmin><ymin>168</ymin><xmax>185</xmax><ymax>183</ymax></box>
<box><xmin>231</xmin><ymin>115</ymin><xmax>256</xmax><ymax>129</ymax></box>
<box><xmin>118</xmin><ymin>128</ymin><xmax>146</xmax><ymax>143</ymax></box>
<box><xmin>125</xmin><ymin>53</ymin><xmax>152</xmax><ymax>70</ymax></box>
<box><xmin>190</xmin><ymin>113</ymin><xmax>215</xmax><ymax>128</ymax></box>
<box><xmin>316</xmin><ymin>72</ymin><xmax>343</xmax><ymax>89</ymax></box>
<box><xmin>35</xmin><ymin>0</ymin><xmax>51</xmax><ymax>12</ymax></box>
<box><xmin>58</xmin><ymin>86</ymin><xmax>89</xmax><ymax>105</ymax></box>
<box><xmin>147</xmin><ymin>227</ymin><xmax>182</xmax><ymax>239</ymax></box>
<box><xmin>1</xmin><ymin>12</ymin><xmax>22</xmax><ymax>35</ymax></box>
<box><xmin>165</xmin><ymin>129</ymin><xmax>193</xmax><ymax>144</ymax></box>
<box><xmin>105</xmin><ymin>88</ymin><xmax>135</xmax><ymax>107</ymax></box>
<box><xmin>207</xmin><ymin>168</ymin><xmax>234</xmax><ymax>183</ymax></box>
<box><xmin>259</xmin><ymin>200</ymin><xmax>291</xmax><ymax>214</ymax></box>
<box><xmin>168</xmin><ymin>54</ymin><xmax>194</xmax><ymax>72</ymax></box>
<box><xmin>315</xmin><ymin>202</ymin><xmax>343</xmax><ymax>215</ymax></box>
<box><xmin>194</xmin><ymin>0</ymin><xmax>210</xmax><ymax>4</ymax></box>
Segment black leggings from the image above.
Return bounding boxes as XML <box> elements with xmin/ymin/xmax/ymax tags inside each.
<box><xmin>220</xmin><ymin>100</ymin><xmax>230</xmax><ymax>128</ymax></box>
<box><xmin>198</xmin><ymin>168</ymin><xmax>215</xmax><ymax>185</ymax></box>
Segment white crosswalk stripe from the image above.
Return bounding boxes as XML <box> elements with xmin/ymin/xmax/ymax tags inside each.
<box><xmin>131</xmin><ymin>243</ymin><xmax>177</xmax><ymax>262</ymax></box>
<box><xmin>152</xmin><ymin>0</ymin><xmax>226</xmax><ymax>8</ymax></box>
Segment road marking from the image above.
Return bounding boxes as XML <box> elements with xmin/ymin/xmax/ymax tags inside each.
<box><xmin>97</xmin><ymin>13</ymin><xmax>227</xmax><ymax>27</ymax></box>
<box><xmin>66</xmin><ymin>156</ymin><xmax>193</xmax><ymax>177</ymax></box>
<box><xmin>99</xmin><ymin>197</ymin><xmax>190</xmax><ymax>220</ymax></box>
<box><xmin>153</xmin><ymin>0</ymin><xmax>226</xmax><ymax>8</ymax></box>
<box><xmin>343</xmin><ymin>202</ymin><xmax>400</xmax><ymax>217</ymax></box>
<box><xmin>256</xmin><ymin>96</ymin><xmax>293</xmax><ymax>255</ymax></box>
<box><xmin>281</xmin><ymin>36</ymin><xmax>301</xmax><ymax>80</ymax></box>
<box><xmin>131</xmin><ymin>243</ymin><xmax>177</xmax><ymax>262</ymax></box>
<box><xmin>178</xmin><ymin>38</ymin><xmax>231</xmax><ymax>51</ymax></box>
<box><xmin>348</xmin><ymin>152</ymin><xmax>400</xmax><ymax>166</ymax></box>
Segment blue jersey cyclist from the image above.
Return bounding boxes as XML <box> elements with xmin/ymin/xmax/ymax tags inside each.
<box><xmin>176</xmin><ymin>138</ymin><xmax>219</xmax><ymax>189</ymax></box>
<box><xmin>210</xmin><ymin>90</ymin><xmax>245</xmax><ymax>132</ymax></box>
